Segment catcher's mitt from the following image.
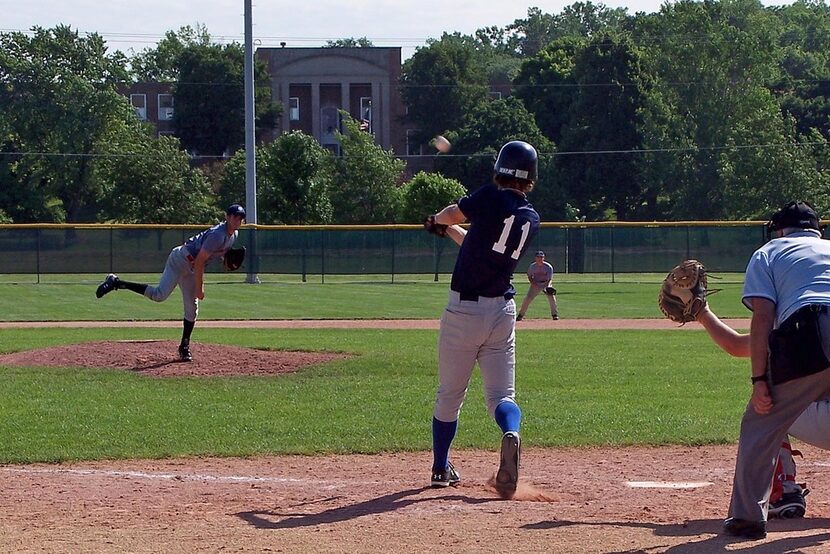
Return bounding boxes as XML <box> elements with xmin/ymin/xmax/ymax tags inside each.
<box><xmin>223</xmin><ymin>246</ymin><xmax>246</xmax><ymax>271</ymax></box>
<box><xmin>424</xmin><ymin>215</ymin><xmax>448</xmax><ymax>238</ymax></box>
<box><xmin>544</xmin><ymin>286</ymin><xmax>557</xmax><ymax>296</ymax></box>
<box><xmin>658</xmin><ymin>259</ymin><xmax>715</xmax><ymax>324</ymax></box>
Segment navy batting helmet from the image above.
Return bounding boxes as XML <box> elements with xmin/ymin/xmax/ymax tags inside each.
<box><xmin>767</xmin><ymin>201</ymin><xmax>820</xmax><ymax>236</ymax></box>
<box><xmin>494</xmin><ymin>141</ymin><xmax>538</xmax><ymax>182</ymax></box>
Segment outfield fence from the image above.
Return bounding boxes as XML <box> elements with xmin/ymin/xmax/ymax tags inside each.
<box><xmin>0</xmin><ymin>221</ymin><xmax>780</xmax><ymax>282</ymax></box>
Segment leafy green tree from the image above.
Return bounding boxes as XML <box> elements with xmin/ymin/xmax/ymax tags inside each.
<box><xmin>93</xmin><ymin>119</ymin><xmax>217</xmax><ymax>224</ymax></box>
<box><xmin>528</xmin><ymin>156</ymin><xmax>580</xmax><ymax>222</ymax></box>
<box><xmin>174</xmin><ymin>42</ymin><xmax>280</xmax><ymax>157</ymax></box>
<box><xmin>400</xmin><ymin>34</ymin><xmax>490</xmax><ymax>143</ymax></box>
<box><xmin>324</xmin><ymin>37</ymin><xmax>374</xmax><ymax>47</ymax></box>
<box><xmin>635</xmin><ymin>0</ymin><xmax>790</xmax><ymax>219</ymax></box>
<box><xmin>770</xmin><ymin>1</ymin><xmax>830</xmax><ymax>140</ymax></box>
<box><xmin>330</xmin><ymin>114</ymin><xmax>406</xmax><ymax>223</ymax></box>
<box><xmin>129</xmin><ymin>24</ymin><xmax>212</xmax><ymax>82</ymax></box>
<box><xmin>479</xmin><ymin>4</ymin><xmax>629</xmax><ymax>57</ymax></box>
<box><xmin>220</xmin><ymin>132</ymin><xmax>334</xmax><ymax>225</ymax></box>
<box><xmin>557</xmin><ymin>33</ymin><xmax>655</xmax><ymax>220</ymax></box>
<box><xmin>514</xmin><ymin>37</ymin><xmax>584</xmax><ymax>145</ymax></box>
<box><xmin>0</xmin><ymin>25</ymin><xmax>131</xmax><ymax>223</ymax></box>
<box><xmin>437</xmin><ymin>96</ymin><xmax>553</xmax><ymax>188</ymax></box>
<box><xmin>398</xmin><ymin>172</ymin><xmax>467</xmax><ymax>223</ymax></box>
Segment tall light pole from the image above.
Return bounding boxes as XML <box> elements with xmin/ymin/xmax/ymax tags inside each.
<box><xmin>244</xmin><ymin>0</ymin><xmax>259</xmax><ymax>284</ymax></box>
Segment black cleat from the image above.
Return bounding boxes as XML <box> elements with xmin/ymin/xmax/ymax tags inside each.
<box><xmin>430</xmin><ymin>462</ymin><xmax>460</xmax><ymax>488</ymax></box>
<box><xmin>496</xmin><ymin>431</ymin><xmax>520</xmax><ymax>496</ymax></box>
<box><xmin>723</xmin><ymin>518</ymin><xmax>766</xmax><ymax>540</ymax></box>
<box><xmin>769</xmin><ymin>490</ymin><xmax>808</xmax><ymax>519</ymax></box>
<box><xmin>95</xmin><ymin>274</ymin><xmax>120</xmax><ymax>298</ymax></box>
<box><xmin>178</xmin><ymin>344</ymin><xmax>193</xmax><ymax>362</ymax></box>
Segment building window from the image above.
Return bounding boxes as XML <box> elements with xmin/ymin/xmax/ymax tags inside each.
<box><xmin>360</xmin><ymin>96</ymin><xmax>372</xmax><ymax>134</ymax></box>
<box><xmin>130</xmin><ymin>94</ymin><xmax>147</xmax><ymax>120</ymax></box>
<box><xmin>289</xmin><ymin>97</ymin><xmax>300</xmax><ymax>121</ymax></box>
<box><xmin>406</xmin><ymin>129</ymin><xmax>424</xmax><ymax>156</ymax></box>
<box><xmin>158</xmin><ymin>94</ymin><xmax>174</xmax><ymax>120</ymax></box>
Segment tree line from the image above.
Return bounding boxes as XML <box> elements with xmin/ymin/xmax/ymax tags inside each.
<box><xmin>3</xmin><ymin>0</ymin><xmax>830</xmax><ymax>224</ymax></box>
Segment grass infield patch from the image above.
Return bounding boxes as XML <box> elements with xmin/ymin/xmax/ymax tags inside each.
<box><xmin>0</xmin><ymin>327</ymin><xmax>748</xmax><ymax>463</ymax></box>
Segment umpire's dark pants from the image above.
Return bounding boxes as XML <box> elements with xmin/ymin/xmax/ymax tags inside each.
<box><xmin>728</xmin><ymin>364</ymin><xmax>830</xmax><ymax>523</ymax></box>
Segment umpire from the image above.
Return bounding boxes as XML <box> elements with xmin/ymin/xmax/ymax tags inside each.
<box><xmin>725</xmin><ymin>200</ymin><xmax>830</xmax><ymax>540</ymax></box>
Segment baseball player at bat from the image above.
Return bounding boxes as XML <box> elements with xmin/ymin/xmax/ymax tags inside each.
<box><xmin>94</xmin><ymin>204</ymin><xmax>247</xmax><ymax>361</ymax></box>
<box><xmin>424</xmin><ymin>140</ymin><xmax>541</xmax><ymax>498</ymax></box>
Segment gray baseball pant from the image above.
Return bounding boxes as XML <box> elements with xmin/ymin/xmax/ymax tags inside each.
<box><xmin>143</xmin><ymin>245</ymin><xmax>199</xmax><ymax>322</ymax></box>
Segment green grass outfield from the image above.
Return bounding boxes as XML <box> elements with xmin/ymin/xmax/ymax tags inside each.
<box><xmin>0</xmin><ymin>272</ymin><xmax>749</xmax><ymax>321</ymax></box>
<box><xmin>0</xmin><ymin>272</ymin><xmax>752</xmax><ymax>464</ymax></box>
<box><xmin>0</xmin><ymin>326</ymin><xmax>750</xmax><ymax>464</ymax></box>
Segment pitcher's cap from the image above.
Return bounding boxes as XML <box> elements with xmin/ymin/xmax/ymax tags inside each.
<box><xmin>535</xmin><ymin>250</ymin><xmax>545</xmax><ymax>257</ymax></box>
<box><xmin>226</xmin><ymin>204</ymin><xmax>246</xmax><ymax>218</ymax></box>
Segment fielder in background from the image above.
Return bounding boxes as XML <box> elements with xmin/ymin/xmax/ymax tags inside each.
<box><xmin>724</xmin><ymin>200</ymin><xmax>830</xmax><ymax>540</ymax></box>
<box><xmin>423</xmin><ymin>140</ymin><xmax>541</xmax><ymax>498</ymax></box>
<box><xmin>95</xmin><ymin>204</ymin><xmax>247</xmax><ymax>362</ymax></box>
<box><xmin>516</xmin><ymin>250</ymin><xmax>559</xmax><ymax>321</ymax></box>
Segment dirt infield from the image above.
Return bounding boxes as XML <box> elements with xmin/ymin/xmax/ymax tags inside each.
<box><xmin>2</xmin><ymin>445</ymin><xmax>830</xmax><ymax>553</ymax></box>
<box><xmin>0</xmin><ymin>340</ymin><xmax>348</xmax><ymax>377</ymax></box>
<box><xmin>6</xmin><ymin>318</ymin><xmax>830</xmax><ymax>553</ymax></box>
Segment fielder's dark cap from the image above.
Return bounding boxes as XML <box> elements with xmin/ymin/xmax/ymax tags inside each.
<box><xmin>535</xmin><ymin>250</ymin><xmax>545</xmax><ymax>257</ymax></box>
<box><xmin>767</xmin><ymin>201</ymin><xmax>819</xmax><ymax>233</ymax></box>
<box><xmin>226</xmin><ymin>204</ymin><xmax>246</xmax><ymax>218</ymax></box>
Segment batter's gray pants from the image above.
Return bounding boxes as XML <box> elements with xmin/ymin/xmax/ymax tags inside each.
<box><xmin>433</xmin><ymin>291</ymin><xmax>518</xmax><ymax>422</ymax></box>
<box><xmin>143</xmin><ymin>245</ymin><xmax>199</xmax><ymax>322</ymax></box>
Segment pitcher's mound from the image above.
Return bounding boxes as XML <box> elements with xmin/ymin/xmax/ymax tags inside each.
<box><xmin>0</xmin><ymin>340</ymin><xmax>350</xmax><ymax>377</ymax></box>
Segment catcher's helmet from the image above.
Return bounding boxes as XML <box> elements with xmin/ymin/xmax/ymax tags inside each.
<box><xmin>494</xmin><ymin>141</ymin><xmax>538</xmax><ymax>182</ymax></box>
<box><xmin>767</xmin><ymin>201</ymin><xmax>820</xmax><ymax>236</ymax></box>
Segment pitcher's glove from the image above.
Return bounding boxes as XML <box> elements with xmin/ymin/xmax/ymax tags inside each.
<box><xmin>544</xmin><ymin>286</ymin><xmax>556</xmax><ymax>296</ymax></box>
<box><xmin>223</xmin><ymin>246</ymin><xmax>246</xmax><ymax>271</ymax></box>
<box><xmin>658</xmin><ymin>260</ymin><xmax>714</xmax><ymax>324</ymax></box>
<box><xmin>424</xmin><ymin>215</ymin><xmax>448</xmax><ymax>238</ymax></box>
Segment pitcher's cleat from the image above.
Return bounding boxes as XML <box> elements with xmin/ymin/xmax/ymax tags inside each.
<box><xmin>95</xmin><ymin>274</ymin><xmax>120</xmax><ymax>298</ymax></box>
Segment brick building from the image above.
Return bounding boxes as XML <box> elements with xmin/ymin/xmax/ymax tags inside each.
<box><xmin>121</xmin><ymin>82</ymin><xmax>175</xmax><ymax>137</ymax></box>
<box><xmin>256</xmin><ymin>46</ymin><xmax>428</xmax><ymax>159</ymax></box>
<box><xmin>121</xmin><ymin>47</ymin><xmax>437</xmax><ymax>172</ymax></box>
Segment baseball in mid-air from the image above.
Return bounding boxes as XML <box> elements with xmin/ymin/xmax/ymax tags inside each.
<box><xmin>433</xmin><ymin>135</ymin><xmax>451</xmax><ymax>153</ymax></box>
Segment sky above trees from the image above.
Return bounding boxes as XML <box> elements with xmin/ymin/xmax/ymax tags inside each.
<box><xmin>3</xmin><ymin>0</ymin><xmax>791</xmax><ymax>59</ymax></box>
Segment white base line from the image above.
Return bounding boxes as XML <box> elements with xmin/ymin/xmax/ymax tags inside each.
<box><xmin>627</xmin><ymin>481</ymin><xmax>713</xmax><ymax>489</ymax></box>
<box><xmin>0</xmin><ymin>466</ymin><xmax>359</xmax><ymax>486</ymax></box>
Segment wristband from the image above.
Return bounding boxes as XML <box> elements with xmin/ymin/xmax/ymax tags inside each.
<box><xmin>751</xmin><ymin>375</ymin><xmax>767</xmax><ymax>384</ymax></box>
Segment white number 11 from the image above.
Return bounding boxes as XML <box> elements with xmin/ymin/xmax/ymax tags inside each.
<box><xmin>492</xmin><ymin>215</ymin><xmax>531</xmax><ymax>259</ymax></box>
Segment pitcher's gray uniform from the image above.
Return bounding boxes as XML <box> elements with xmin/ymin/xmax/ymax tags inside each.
<box><xmin>144</xmin><ymin>223</ymin><xmax>239</xmax><ymax>321</ymax></box>
<box><xmin>96</xmin><ymin>204</ymin><xmax>246</xmax><ymax>361</ymax></box>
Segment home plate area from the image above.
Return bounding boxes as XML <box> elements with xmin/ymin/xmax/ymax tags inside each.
<box><xmin>2</xmin><ymin>444</ymin><xmax>830</xmax><ymax>552</ymax></box>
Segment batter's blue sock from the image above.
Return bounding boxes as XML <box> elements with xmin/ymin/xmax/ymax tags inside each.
<box><xmin>494</xmin><ymin>401</ymin><xmax>521</xmax><ymax>434</ymax></box>
<box><xmin>432</xmin><ymin>417</ymin><xmax>458</xmax><ymax>472</ymax></box>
